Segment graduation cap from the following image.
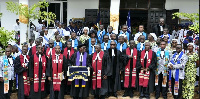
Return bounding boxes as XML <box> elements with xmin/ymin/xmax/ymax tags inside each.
<box><xmin>77</xmin><ymin>43</ymin><xmax>86</xmax><ymax>49</ymax></box>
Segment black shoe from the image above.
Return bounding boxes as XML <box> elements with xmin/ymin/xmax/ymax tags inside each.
<box><xmin>113</xmin><ymin>93</ymin><xmax>117</xmax><ymax>97</ymax></box>
<box><xmin>122</xmin><ymin>94</ymin><xmax>127</xmax><ymax>97</ymax></box>
<box><xmin>145</xmin><ymin>96</ymin><xmax>150</xmax><ymax>99</ymax></box>
<box><xmin>130</xmin><ymin>95</ymin><xmax>133</xmax><ymax>98</ymax></box>
<box><xmin>139</xmin><ymin>96</ymin><xmax>143</xmax><ymax>99</ymax></box>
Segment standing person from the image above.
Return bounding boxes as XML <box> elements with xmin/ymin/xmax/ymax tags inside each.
<box><xmin>63</xmin><ymin>41</ymin><xmax>76</xmax><ymax>94</ymax></box>
<box><xmin>68</xmin><ymin>44</ymin><xmax>91</xmax><ymax>99</ymax></box>
<box><xmin>87</xmin><ymin>38</ymin><xmax>97</xmax><ymax>55</ymax></box>
<box><xmin>13</xmin><ymin>19</ymin><xmax>20</xmax><ymax>44</ymax></box>
<box><xmin>122</xmin><ymin>40</ymin><xmax>140</xmax><ymax>98</ymax></box>
<box><xmin>170</xmin><ymin>39</ymin><xmax>178</xmax><ymax>54</ymax></box>
<box><xmin>160</xmin><ymin>28</ymin><xmax>171</xmax><ymax>44</ymax></box>
<box><xmin>91</xmin><ymin>44</ymin><xmax>110</xmax><ymax>99</ymax></box>
<box><xmin>14</xmin><ymin>46</ymin><xmax>30</xmax><ymax>99</ymax></box>
<box><xmin>138</xmin><ymin>42</ymin><xmax>156</xmax><ymax>99</ymax></box>
<box><xmin>101</xmin><ymin>35</ymin><xmax>110</xmax><ymax>51</ymax></box>
<box><xmin>117</xmin><ymin>36</ymin><xmax>127</xmax><ymax>52</ymax></box>
<box><xmin>54</xmin><ymin>35</ymin><xmax>64</xmax><ymax>51</ymax></box>
<box><xmin>47</xmin><ymin>45</ymin><xmax>67</xmax><ymax>99</ymax></box>
<box><xmin>182</xmin><ymin>43</ymin><xmax>199</xmax><ymax>99</ymax></box>
<box><xmin>162</xmin><ymin>35</ymin><xmax>171</xmax><ymax>51</ymax></box>
<box><xmin>155</xmin><ymin>41</ymin><xmax>170</xmax><ymax>99</ymax></box>
<box><xmin>136</xmin><ymin>35</ymin><xmax>145</xmax><ymax>51</ymax></box>
<box><xmin>152</xmin><ymin>18</ymin><xmax>169</xmax><ymax>37</ymax></box>
<box><xmin>97</xmin><ymin>25</ymin><xmax>106</xmax><ymax>43</ymax></box>
<box><xmin>69</xmin><ymin>32</ymin><xmax>80</xmax><ymax>50</ymax></box>
<box><xmin>79</xmin><ymin>27</ymin><xmax>90</xmax><ymax>44</ymax></box>
<box><xmin>106</xmin><ymin>26</ymin><xmax>114</xmax><ymax>39</ymax></box>
<box><xmin>28</xmin><ymin>45</ymin><xmax>47</xmax><ymax>99</ymax></box>
<box><xmin>28</xmin><ymin>38</ymin><xmax>42</xmax><ymax>56</ymax></box>
<box><xmin>119</xmin><ymin>25</ymin><xmax>130</xmax><ymax>41</ymax></box>
<box><xmin>168</xmin><ymin>44</ymin><xmax>188</xmax><ymax>99</ymax></box>
<box><xmin>46</xmin><ymin>40</ymin><xmax>55</xmax><ymax>59</ymax></box>
<box><xmin>57</xmin><ymin>23</ymin><xmax>65</xmax><ymax>36</ymax></box>
<box><xmin>0</xmin><ymin>48</ymin><xmax>15</xmax><ymax>99</ymax></box>
<box><xmin>134</xmin><ymin>25</ymin><xmax>148</xmax><ymax>41</ymax></box>
<box><xmin>107</xmin><ymin>41</ymin><xmax>123</xmax><ymax>97</ymax></box>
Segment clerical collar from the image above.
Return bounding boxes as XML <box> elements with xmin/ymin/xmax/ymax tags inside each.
<box><xmin>55</xmin><ymin>54</ymin><xmax>60</xmax><ymax>56</ymax></box>
<box><xmin>112</xmin><ymin>49</ymin><xmax>115</xmax><ymax>56</ymax></box>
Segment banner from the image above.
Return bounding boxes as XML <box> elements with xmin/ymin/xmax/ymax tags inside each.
<box><xmin>110</xmin><ymin>0</ymin><xmax>120</xmax><ymax>34</ymax></box>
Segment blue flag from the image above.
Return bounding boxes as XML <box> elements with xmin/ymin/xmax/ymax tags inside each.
<box><xmin>127</xmin><ymin>10</ymin><xmax>131</xmax><ymax>34</ymax></box>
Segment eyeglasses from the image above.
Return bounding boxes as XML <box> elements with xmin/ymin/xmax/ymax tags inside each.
<box><xmin>176</xmin><ymin>47</ymin><xmax>181</xmax><ymax>49</ymax></box>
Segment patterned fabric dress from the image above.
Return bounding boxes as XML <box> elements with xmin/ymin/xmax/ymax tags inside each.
<box><xmin>183</xmin><ymin>53</ymin><xmax>199</xmax><ymax>99</ymax></box>
<box><xmin>79</xmin><ymin>35</ymin><xmax>90</xmax><ymax>44</ymax></box>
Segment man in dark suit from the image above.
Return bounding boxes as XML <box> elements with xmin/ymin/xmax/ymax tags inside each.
<box><xmin>152</xmin><ymin>18</ymin><xmax>170</xmax><ymax>37</ymax></box>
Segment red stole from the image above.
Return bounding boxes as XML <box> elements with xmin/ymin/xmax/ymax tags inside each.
<box><xmin>139</xmin><ymin>50</ymin><xmax>152</xmax><ymax>87</ymax></box>
<box><xmin>46</xmin><ymin>48</ymin><xmax>55</xmax><ymax>58</ymax></box>
<box><xmin>32</xmin><ymin>46</ymin><xmax>36</xmax><ymax>55</ymax></box>
<box><xmin>19</xmin><ymin>55</ymin><xmax>30</xmax><ymax>96</ymax></box>
<box><xmin>63</xmin><ymin>47</ymin><xmax>74</xmax><ymax>85</ymax></box>
<box><xmin>52</xmin><ymin>54</ymin><xmax>63</xmax><ymax>91</ymax></box>
<box><xmin>33</xmin><ymin>54</ymin><xmax>46</xmax><ymax>92</ymax></box>
<box><xmin>92</xmin><ymin>51</ymin><xmax>104</xmax><ymax>90</ymax></box>
<box><xmin>124</xmin><ymin>48</ymin><xmax>137</xmax><ymax>88</ymax></box>
<box><xmin>63</xmin><ymin>47</ymin><xmax>74</xmax><ymax>59</ymax></box>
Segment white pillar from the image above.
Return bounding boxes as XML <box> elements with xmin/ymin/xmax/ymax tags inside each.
<box><xmin>19</xmin><ymin>0</ymin><xmax>29</xmax><ymax>44</ymax></box>
<box><xmin>110</xmin><ymin>0</ymin><xmax>120</xmax><ymax>34</ymax></box>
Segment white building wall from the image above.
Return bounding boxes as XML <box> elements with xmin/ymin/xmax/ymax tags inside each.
<box><xmin>67</xmin><ymin>0</ymin><xmax>99</xmax><ymax>26</ymax></box>
<box><xmin>165</xmin><ymin>0</ymin><xmax>199</xmax><ymax>15</ymax></box>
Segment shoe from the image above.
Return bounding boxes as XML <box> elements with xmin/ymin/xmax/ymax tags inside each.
<box><xmin>130</xmin><ymin>95</ymin><xmax>133</xmax><ymax>98</ymax></box>
<box><xmin>122</xmin><ymin>94</ymin><xmax>127</xmax><ymax>97</ymax></box>
<box><xmin>113</xmin><ymin>93</ymin><xmax>117</xmax><ymax>97</ymax></box>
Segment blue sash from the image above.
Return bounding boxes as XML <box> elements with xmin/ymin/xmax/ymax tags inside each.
<box><xmin>137</xmin><ymin>43</ymin><xmax>145</xmax><ymax>51</ymax></box>
<box><xmin>160</xmin><ymin>34</ymin><xmax>170</xmax><ymax>43</ymax></box>
<box><xmin>54</xmin><ymin>41</ymin><xmax>63</xmax><ymax>50</ymax></box>
<box><xmin>169</xmin><ymin>51</ymin><xmax>183</xmax><ymax>95</ymax></box>
<box><xmin>97</xmin><ymin>30</ymin><xmax>105</xmax><ymax>43</ymax></box>
<box><xmin>44</xmin><ymin>36</ymin><xmax>49</xmax><ymax>42</ymax></box>
<box><xmin>15</xmin><ymin>44</ymin><xmax>22</xmax><ymax>53</ymax></box>
<box><xmin>101</xmin><ymin>40</ymin><xmax>111</xmax><ymax>51</ymax></box>
<box><xmin>119</xmin><ymin>31</ymin><xmax>129</xmax><ymax>41</ymax></box>
<box><xmin>57</xmin><ymin>28</ymin><xmax>64</xmax><ymax>36</ymax></box>
<box><xmin>88</xmin><ymin>38</ymin><xmax>97</xmax><ymax>55</ymax></box>
<box><xmin>70</xmin><ymin>39</ymin><xmax>78</xmax><ymax>49</ymax></box>
<box><xmin>117</xmin><ymin>42</ymin><xmax>127</xmax><ymax>51</ymax></box>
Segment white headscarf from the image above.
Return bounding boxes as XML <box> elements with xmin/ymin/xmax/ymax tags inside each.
<box><xmin>149</xmin><ymin>33</ymin><xmax>157</xmax><ymax>41</ymax></box>
<box><xmin>187</xmin><ymin>43</ymin><xmax>195</xmax><ymax>48</ymax></box>
<box><xmin>83</xmin><ymin>27</ymin><xmax>89</xmax><ymax>34</ymax></box>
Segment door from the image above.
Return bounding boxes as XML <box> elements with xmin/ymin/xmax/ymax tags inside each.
<box><xmin>147</xmin><ymin>8</ymin><xmax>166</xmax><ymax>33</ymax></box>
<box><xmin>166</xmin><ymin>9</ymin><xmax>179</xmax><ymax>32</ymax></box>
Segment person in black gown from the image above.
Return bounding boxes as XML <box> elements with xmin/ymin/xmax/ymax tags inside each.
<box><xmin>68</xmin><ymin>44</ymin><xmax>91</xmax><ymax>99</ymax></box>
<box><xmin>106</xmin><ymin>41</ymin><xmax>123</xmax><ymax>97</ymax></box>
<box><xmin>122</xmin><ymin>40</ymin><xmax>140</xmax><ymax>98</ymax></box>
<box><xmin>46</xmin><ymin>45</ymin><xmax>67</xmax><ymax>99</ymax></box>
<box><xmin>28</xmin><ymin>45</ymin><xmax>48</xmax><ymax>99</ymax></box>
<box><xmin>90</xmin><ymin>44</ymin><xmax>111</xmax><ymax>99</ymax></box>
<box><xmin>14</xmin><ymin>46</ymin><xmax>30</xmax><ymax>99</ymax></box>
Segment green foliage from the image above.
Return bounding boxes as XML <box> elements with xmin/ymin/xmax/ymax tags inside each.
<box><xmin>6</xmin><ymin>0</ymin><xmax>56</xmax><ymax>25</ymax></box>
<box><xmin>0</xmin><ymin>27</ymin><xmax>15</xmax><ymax>50</ymax></box>
<box><xmin>172</xmin><ymin>12</ymin><xmax>199</xmax><ymax>33</ymax></box>
<box><xmin>0</xmin><ymin>13</ymin><xmax>2</xmax><ymax>18</ymax></box>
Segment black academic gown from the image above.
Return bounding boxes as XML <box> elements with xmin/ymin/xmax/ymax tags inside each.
<box><xmin>107</xmin><ymin>48</ymin><xmax>123</xmax><ymax>93</ymax></box>
<box><xmin>14</xmin><ymin>56</ymin><xmax>29</xmax><ymax>99</ymax></box>
<box><xmin>46</xmin><ymin>55</ymin><xmax>67</xmax><ymax>99</ymax></box>
<box><xmin>122</xmin><ymin>48</ymin><xmax>141</xmax><ymax>90</ymax></box>
<box><xmin>138</xmin><ymin>51</ymin><xmax>157</xmax><ymax>93</ymax></box>
<box><xmin>90</xmin><ymin>51</ymin><xmax>111</xmax><ymax>96</ymax></box>
<box><xmin>68</xmin><ymin>52</ymin><xmax>91</xmax><ymax>98</ymax></box>
<box><xmin>28</xmin><ymin>54</ymin><xmax>47</xmax><ymax>99</ymax></box>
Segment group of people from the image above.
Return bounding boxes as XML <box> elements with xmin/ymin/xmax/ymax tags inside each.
<box><xmin>0</xmin><ymin>18</ymin><xmax>199</xmax><ymax>99</ymax></box>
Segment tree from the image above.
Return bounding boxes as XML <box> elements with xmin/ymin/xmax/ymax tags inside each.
<box><xmin>6</xmin><ymin>0</ymin><xmax>56</xmax><ymax>42</ymax></box>
<box><xmin>172</xmin><ymin>12</ymin><xmax>199</xmax><ymax>33</ymax></box>
<box><xmin>0</xmin><ymin>27</ymin><xmax>15</xmax><ymax>50</ymax></box>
